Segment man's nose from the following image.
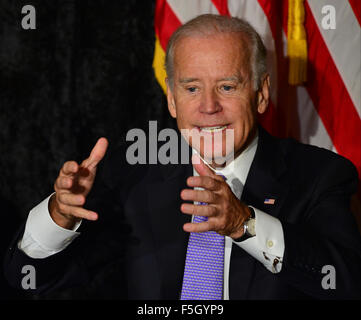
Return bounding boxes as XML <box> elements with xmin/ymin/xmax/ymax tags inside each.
<box><xmin>199</xmin><ymin>90</ymin><xmax>222</xmax><ymax>114</ymax></box>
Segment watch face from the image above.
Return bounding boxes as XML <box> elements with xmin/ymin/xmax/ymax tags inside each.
<box><xmin>246</xmin><ymin>219</ymin><xmax>256</xmax><ymax>236</ymax></box>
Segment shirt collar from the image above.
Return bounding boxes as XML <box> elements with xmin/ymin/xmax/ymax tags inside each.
<box><xmin>192</xmin><ymin>130</ymin><xmax>259</xmax><ymax>187</ymax></box>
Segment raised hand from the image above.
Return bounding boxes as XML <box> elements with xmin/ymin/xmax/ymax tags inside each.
<box><xmin>49</xmin><ymin>138</ymin><xmax>109</xmax><ymax>229</ymax></box>
<box><xmin>180</xmin><ymin>154</ymin><xmax>251</xmax><ymax>239</ymax></box>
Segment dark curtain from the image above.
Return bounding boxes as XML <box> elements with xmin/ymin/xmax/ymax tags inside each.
<box><xmin>0</xmin><ymin>0</ymin><xmax>173</xmax><ymax>299</ymax></box>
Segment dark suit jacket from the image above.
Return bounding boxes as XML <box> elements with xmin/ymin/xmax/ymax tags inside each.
<box><xmin>4</xmin><ymin>127</ymin><xmax>361</xmax><ymax>299</ymax></box>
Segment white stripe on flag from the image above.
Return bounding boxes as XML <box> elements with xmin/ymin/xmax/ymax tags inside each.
<box><xmin>296</xmin><ymin>86</ymin><xmax>336</xmax><ymax>152</ymax></box>
<box><xmin>228</xmin><ymin>0</ymin><xmax>278</xmax><ymax>105</ymax></box>
<box><xmin>167</xmin><ymin>0</ymin><xmax>219</xmax><ymax>24</ymax></box>
<box><xmin>308</xmin><ymin>0</ymin><xmax>361</xmax><ymax>119</ymax></box>
<box><xmin>280</xmin><ymin>31</ymin><xmax>336</xmax><ymax>152</ymax></box>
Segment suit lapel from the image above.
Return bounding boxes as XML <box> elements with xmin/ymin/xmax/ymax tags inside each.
<box><xmin>241</xmin><ymin>127</ymin><xmax>289</xmax><ymax>217</ymax></box>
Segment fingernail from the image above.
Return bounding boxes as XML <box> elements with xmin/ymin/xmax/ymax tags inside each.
<box><xmin>90</xmin><ymin>212</ymin><xmax>98</xmax><ymax>220</ymax></box>
<box><xmin>181</xmin><ymin>203</ymin><xmax>192</xmax><ymax>212</ymax></box>
<box><xmin>183</xmin><ymin>224</ymin><xmax>191</xmax><ymax>232</ymax></box>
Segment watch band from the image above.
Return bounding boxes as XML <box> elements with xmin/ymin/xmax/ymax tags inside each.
<box><xmin>233</xmin><ymin>206</ymin><xmax>256</xmax><ymax>242</ymax></box>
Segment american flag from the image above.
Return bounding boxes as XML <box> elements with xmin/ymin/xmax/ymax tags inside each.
<box><xmin>264</xmin><ymin>198</ymin><xmax>276</xmax><ymax>205</ymax></box>
<box><xmin>152</xmin><ymin>0</ymin><xmax>361</xmax><ymax>229</ymax></box>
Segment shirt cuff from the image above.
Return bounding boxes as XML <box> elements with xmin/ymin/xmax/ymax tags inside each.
<box><xmin>233</xmin><ymin>207</ymin><xmax>285</xmax><ymax>273</ymax></box>
<box><xmin>19</xmin><ymin>193</ymin><xmax>81</xmax><ymax>258</ymax></box>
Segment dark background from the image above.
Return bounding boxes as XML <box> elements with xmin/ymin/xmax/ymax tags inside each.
<box><xmin>0</xmin><ymin>0</ymin><xmax>175</xmax><ymax>299</ymax></box>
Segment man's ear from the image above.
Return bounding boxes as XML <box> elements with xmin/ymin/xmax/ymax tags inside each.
<box><xmin>166</xmin><ymin>78</ymin><xmax>177</xmax><ymax>118</ymax></box>
<box><xmin>257</xmin><ymin>74</ymin><xmax>270</xmax><ymax>115</ymax></box>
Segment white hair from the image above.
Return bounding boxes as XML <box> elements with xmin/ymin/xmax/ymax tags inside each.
<box><xmin>165</xmin><ymin>14</ymin><xmax>267</xmax><ymax>91</ymax></box>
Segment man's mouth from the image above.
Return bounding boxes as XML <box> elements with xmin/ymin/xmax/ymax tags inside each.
<box><xmin>197</xmin><ymin>125</ymin><xmax>229</xmax><ymax>133</ymax></box>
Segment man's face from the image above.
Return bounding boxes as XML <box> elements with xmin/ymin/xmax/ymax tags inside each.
<box><xmin>167</xmin><ymin>32</ymin><xmax>269</xmax><ymax>167</ymax></box>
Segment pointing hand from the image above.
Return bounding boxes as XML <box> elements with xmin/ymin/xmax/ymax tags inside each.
<box><xmin>49</xmin><ymin>138</ymin><xmax>108</xmax><ymax>229</ymax></box>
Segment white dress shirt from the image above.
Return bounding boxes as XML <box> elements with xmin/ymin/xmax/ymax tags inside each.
<box><xmin>19</xmin><ymin>133</ymin><xmax>285</xmax><ymax>300</ymax></box>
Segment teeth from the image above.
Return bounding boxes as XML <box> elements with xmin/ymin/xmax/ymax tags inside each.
<box><xmin>199</xmin><ymin>125</ymin><xmax>227</xmax><ymax>133</ymax></box>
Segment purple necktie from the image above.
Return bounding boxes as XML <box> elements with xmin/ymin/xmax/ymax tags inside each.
<box><xmin>180</xmin><ymin>175</ymin><xmax>226</xmax><ymax>300</ymax></box>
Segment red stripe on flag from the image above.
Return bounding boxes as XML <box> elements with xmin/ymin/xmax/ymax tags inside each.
<box><xmin>304</xmin><ymin>1</ymin><xmax>361</xmax><ymax>177</ymax></box>
<box><xmin>349</xmin><ymin>0</ymin><xmax>361</xmax><ymax>27</ymax></box>
<box><xmin>257</xmin><ymin>0</ymin><xmax>284</xmax><ymax>41</ymax></box>
<box><xmin>256</xmin><ymin>0</ymin><xmax>290</xmax><ymax>138</ymax></box>
<box><xmin>211</xmin><ymin>0</ymin><xmax>231</xmax><ymax>16</ymax></box>
<box><xmin>258</xmin><ymin>100</ymin><xmax>280</xmax><ymax>137</ymax></box>
<box><xmin>154</xmin><ymin>0</ymin><xmax>182</xmax><ymax>50</ymax></box>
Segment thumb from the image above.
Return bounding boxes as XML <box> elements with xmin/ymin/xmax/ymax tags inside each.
<box><xmin>84</xmin><ymin>137</ymin><xmax>109</xmax><ymax>170</ymax></box>
<box><xmin>192</xmin><ymin>153</ymin><xmax>217</xmax><ymax>178</ymax></box>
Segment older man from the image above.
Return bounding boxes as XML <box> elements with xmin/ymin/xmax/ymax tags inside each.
<box><xmin>4</xmin><ymin>14</ymin><xmax>361</xmax><ymax>299</ymax></box>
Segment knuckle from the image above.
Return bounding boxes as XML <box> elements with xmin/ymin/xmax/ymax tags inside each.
<box><xmin>57</xmin><ymin>177</ymin><xmax>65</xmax><ymax>189</ymax></box>
<box><xmin>63</xmin><ymin>177</ymin><xmax>72</xmax><ymax>189</ymax></box>
<box><xmin>208</xmin><ymin>191</ymin><xmax>214</xmax><ymax>202</ymax></box>
<box><xmin>55</xmin><ymin>176</ymin><xmax>64</xmax><ymax>189</ymax></box>
<box><xmin>194</xmin><ymin>176</ymin><xmax>202</xmax><ymax>185</ymax></box>
<box><xmin>210</xmin><ymin>178</ymin><xmax>217</xmax><ymax>189</ymax></box>
<box><xmin>205</xmin><ymin>190</ymin><xmax>213</xmax><ymax>203</ymax></box>
<box><xmin>58</xmin><ymin>192</ymin><xmax>68</xmax><ymax>204</ymax></box>
<box><xmin>208</xmin><ymin>220</ymin><xmax>216</xmax><ymax>232</ymax></box>
<box><xmin>198</xmin><ymin>204</ymin><xmax>206</xmax><ymax>215</ymax></box>
<box><xmin>198</xmin><ymin>224</ymin><xmax>206</xmax><ymax>233</ymax></box>
<box><xmin>203</xmin><ymin>177</ymin><xmax>211</xmax><ymax>188</ymax></box>
<box><xmin>78</xmin><ymin>195</ymin><xmax>85</xmax><ymax>206</ymax></box>
<box><xmin>55</xmin><ymin>191</ymin><xmax>62</xmax><ymax>202</ymax></box>
<box><xmin>57</xmin><ymin>202</ymin><xmax>68</xmax><ymax>214</ymax></box>
<box><xmin>218</xmin><ymin>217</ymin><xmax>228</xmax><ymax>231</ymax></box>
<box><xmin>208</xmin><ymin>205</ymin><xmax>217</xmax><ymax>216</ymax></box>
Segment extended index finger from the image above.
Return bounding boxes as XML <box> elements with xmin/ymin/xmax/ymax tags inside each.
<box><xmin>83</xmin><ymin>137</ymin><xmax>109</xmax><ymax>170</ymax></box>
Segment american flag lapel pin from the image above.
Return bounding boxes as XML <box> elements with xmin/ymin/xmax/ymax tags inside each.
<box><xmin>264</xmin><ymin>198</ymin><xmax>276</xmax><ymax>205</ymax></box>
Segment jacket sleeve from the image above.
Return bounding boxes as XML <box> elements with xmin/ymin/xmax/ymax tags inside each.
<box><xmin>3</xmin><ymin>149</ymin><xmax>130</xmax><ymax>297</ymax></box>
<box><xmin>279</xmin><ymin>156</ymin><xmax>361</xmax><ymax>299</ymax></box>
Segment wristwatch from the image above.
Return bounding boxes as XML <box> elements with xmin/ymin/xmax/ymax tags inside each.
<box><xmin>233</xmin><ymin>206</ymin><xmax>256</xmax><ymax>242</ymax></box>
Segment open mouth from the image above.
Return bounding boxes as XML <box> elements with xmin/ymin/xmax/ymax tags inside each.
<box><xmin>197</xmin><ymin>125</ymin><xmax>229</xmax><ymax>133</ymax></box>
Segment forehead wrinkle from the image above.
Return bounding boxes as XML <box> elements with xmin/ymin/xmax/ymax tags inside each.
<box><xmin>174</xmin><ymin>34</ymin><xmax>252</xmax><ymax>85</ymax></box>
<box><xmin>218</xmin><ymin>76</ymin><xmax>242</xmax><ymax>82</ymax></box>
<box><xmin>179</xmin><ymin>78</ymin><xmax>200</xmax><ymax>84</ymax></box>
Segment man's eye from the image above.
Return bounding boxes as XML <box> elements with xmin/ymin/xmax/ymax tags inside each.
<box><xmin>222</xmin><ymin>85</ymin><xmax>233</xmax><ymax>91</ymax></box>
<box><xmin>187</xmin><ymin>87</ymin><xmax>197</xmax><ymax>93</ymax></box>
